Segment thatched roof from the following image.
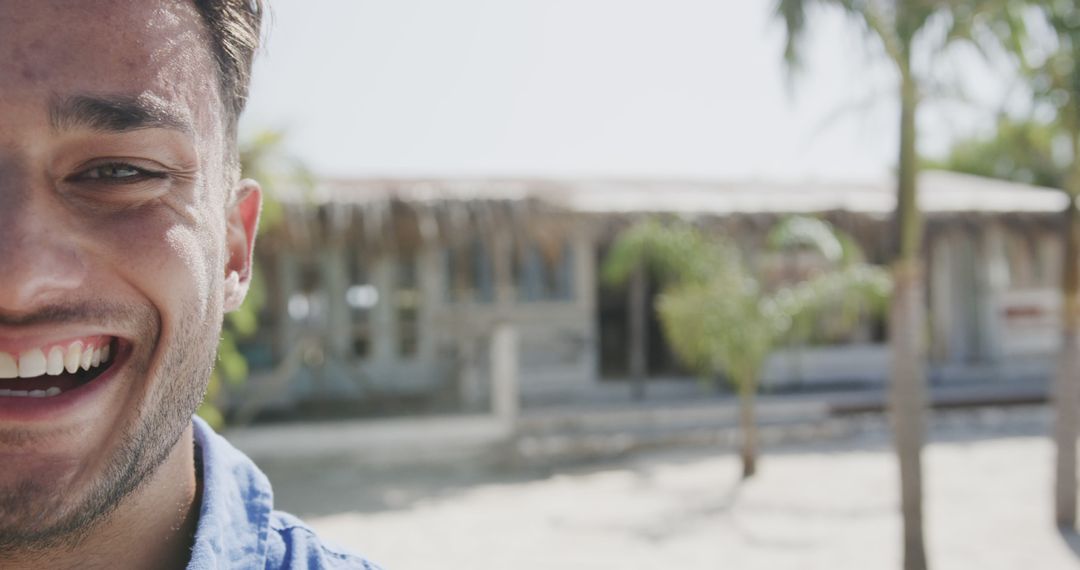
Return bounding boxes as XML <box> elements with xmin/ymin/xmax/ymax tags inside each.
<box><xmin>551</xmin><ymin>172</ymin><xmax>1066</xmax><ymax>216</ymax></box>
<box><xmin>264</xmin><ymin>171</ymin><xmax>1064</xmax><ymax>255</ymax></box>
<box><xmin>292</xmin><ymin>171</ymin><xmax>1064</xmax><ymax>216</ymax></box>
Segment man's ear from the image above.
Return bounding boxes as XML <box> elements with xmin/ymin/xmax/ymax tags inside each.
<box><xmin>223</xmin><ymin>179</ymin><xmax>263</xmax><ymax>312</ymax></box>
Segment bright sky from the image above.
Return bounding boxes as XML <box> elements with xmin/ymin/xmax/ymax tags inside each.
<box><xmin>241</xmin><ymin>0</ymin><xmax>1008</xmax><ymax>182</ymax></box>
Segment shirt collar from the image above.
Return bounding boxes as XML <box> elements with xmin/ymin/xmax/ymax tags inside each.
<box><xmin>187</xmin><ymin>416</ymin><xmax>273</xmax><ymax>569</ymax></box>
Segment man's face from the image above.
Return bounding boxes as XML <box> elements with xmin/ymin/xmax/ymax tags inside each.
<box><xmin>0</xmin><ymin>0</ymin><xmax>259</xmax><ymax>549</ymax></box>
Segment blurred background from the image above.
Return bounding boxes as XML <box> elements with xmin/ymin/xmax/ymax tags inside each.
<box><xmin>213</xmin><ymin>1</ymin><xmax>1080</xmax><ymax>568</ymax></box>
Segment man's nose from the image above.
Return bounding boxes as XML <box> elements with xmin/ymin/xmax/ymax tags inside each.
<box><xmin>0</xmin><ymin>189</ymin><xmax>88</xmax><ymax>315</ymax></box>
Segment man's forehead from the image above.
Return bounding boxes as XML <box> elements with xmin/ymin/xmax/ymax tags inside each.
<box><xmin>0</xmin><ymin>0</ymin><xmax>220</xmax><ymax>134</ymax></box>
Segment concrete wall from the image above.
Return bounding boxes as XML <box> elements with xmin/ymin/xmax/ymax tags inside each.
<box><xmin>761</xmin><ymin>344</ymin><xmax>890</xmax><ymax>388</ymax></box>
<box><xmin>260</xmin><ymin>225</ymin><xmax>599</xmax><ymax>408</ymax></box>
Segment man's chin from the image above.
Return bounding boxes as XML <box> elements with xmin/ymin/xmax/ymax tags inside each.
<box><xmin>0</xmin><ymin>408</ymin><xmax>172</xmax><ymax>553</ymax></box>
<box><xmin>0</xmin><ymin>470</ymin><xmax>98</xmax><ymax>552</ymax></box>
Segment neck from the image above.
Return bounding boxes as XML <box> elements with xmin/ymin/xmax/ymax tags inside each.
<box><xmin>0</xmin><ymin>424</ymin><xmax>201</xmax><ymax>570</ymax></box>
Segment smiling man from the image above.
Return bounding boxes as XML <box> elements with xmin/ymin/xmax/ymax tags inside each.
<box><xmin>0</xmin><ymin>1</ymin><xmax>377</xmax><ymax>568</ymax></box>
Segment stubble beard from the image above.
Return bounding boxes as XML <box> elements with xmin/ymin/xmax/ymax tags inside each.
<box><xmin>0</xmin><ymin>297</ymin><xmax>222</xmax><ymax>555</ymax></box>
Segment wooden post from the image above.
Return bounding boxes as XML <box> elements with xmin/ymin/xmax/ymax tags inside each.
<box><xmin>493</xmin><ymin>231</ymin><xmax>515</xmax><ymax>309</ymax></box>
<box><xmin>575</xmin><ymin>231</ymin><xmax>601</xmax><ymax>384</ymax></box>
<box><xmin>371</xmin><ymin>257</ymin><xmax>396</xmax><ymax>362</ymax></box>
<box><xmin>324</xmin><ymin>248</ymin><xmax>351</xmax><ymax>362</ymax></box>
<box><xmin>457</xmin><ymin>336</ymin><xmax>483</xmax><ymax>411</ymax></box>
<box><xmin>491</xmin><ymin>323</ymin><xmax>519</xmax><ymax>424</ymax></box>
<box><xmin>928</xmin><ymin>232</ymin><xmax>953</xmax><ymax>364</ymax></box>
<box><xmin>628</xmin><ymin>266</ymin><xmax>648</xmax><ymax>400</ymax></box>
<box><xmin>978</xmin><ymin>223</ymin><xmax>1009</xmax><ymax>364</ymax></box>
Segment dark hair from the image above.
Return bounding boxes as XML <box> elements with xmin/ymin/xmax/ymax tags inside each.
<box><xmin>190</xmin><ymin>0</ymin><xmax>266</xmax><ymax>145</ymax></box>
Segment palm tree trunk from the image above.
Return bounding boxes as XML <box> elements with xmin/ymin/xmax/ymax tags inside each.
<box><xmin>1055</xmin><ymin>188</ymin><xmax>1080</xmax><ymax>528</ymax></box>
<box><xmin>891</xmin><ymin>260</ymin><xmax>928</xmax><ymax>570</ymax></box>
<box><xmin>739</xmin><ymin>376</ymin><xmax>758</xmax><ymax>479</ymax></box>
<box><xmin>890</xmin><ymin>69</ymin><xmax>929</xmax><ymax>570</ymax></box>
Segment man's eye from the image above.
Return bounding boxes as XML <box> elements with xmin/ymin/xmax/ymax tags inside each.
<box><xmin>75</xmin><ymin>163</ymin><xmax>165</xmax><ymax>182</ymax></box>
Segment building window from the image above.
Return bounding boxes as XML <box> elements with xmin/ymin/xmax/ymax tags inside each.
<box><xmin>1004</xmin><ymin>232</ymin><xmax>1033</xmax><ymax>290</ymax></box>
<box><xmin>288</xmin><ymin>259</ymin><xmax>327</xmax><ymax>325</ymax></box>
<box><xmin>443</xmin><ymin>239</ymin><xmax>495</xmax><ymax>303</ymax></box>
<box><xmin>396</xmin><ymin>255</ymin><xmax>422</xmax><ymax>358</ymax></box>
<box><xmin>516</xmin><ymin>240</ymin><xmax>576</xmax><ymax>302</ymax></box>
<box><xmin>345</xmin><ymin>251</ymin><xmax>378</xmax><ymax>359</ymax></box>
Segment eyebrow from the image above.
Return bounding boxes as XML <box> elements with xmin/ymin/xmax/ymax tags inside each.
<box><xmin>49</xmin><ymin>94</ymin><xmax>194</xmax><ymax>135</ymax></box>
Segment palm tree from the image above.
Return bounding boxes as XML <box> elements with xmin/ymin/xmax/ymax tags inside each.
<box><xmin>934</xmin><ymin>114</ymin><xmax>1080</xmax><ymax>527</ymax></box>
<box><xmin>926</xmin><ymin>116</ymin><xmax>1065</xmax><ymax>189</ymax></box>
<box><xmin>965</xmin><ymin>1</ymin><xmax>1080</xmax><ymax>527</ymax></box>
<box><xmin>602</xmin><ymin>217</ymin><xmax>890</xmax><ymax>478</ymax></box>
<box><xmin>774</xmin><ymin>2</ymin><xmax>989</xmax><ymax>566</ymax></box>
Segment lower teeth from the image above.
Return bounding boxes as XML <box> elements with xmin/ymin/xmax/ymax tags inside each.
<box><xmin>0</xmin><ymin>387</ymin><xmax>62</xmax><ymax>398</ymax></box>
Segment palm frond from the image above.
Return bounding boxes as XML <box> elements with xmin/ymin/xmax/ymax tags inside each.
<box><xmin>766</xmin><ymin>263</ymin><xmax>892</xmax><ymax>343</ymax></box>
<box><xmin>601</xmin><ymin>220</ymin><xmax>742</xmax><ymax>288</ymax></box>
<box><xmin>657</xmin><ymin>281</ymin><xmax>775</xmax><ymax>387</ymax></box>
<box><xmin>776</xmin><ymin>0</ymin><xmax>812</xmax><ymax>72</ymax></box>
<box><xmin>767</xmin><ymin>216</ymin><xmax>866</xmax><ymax>267</ymax></box>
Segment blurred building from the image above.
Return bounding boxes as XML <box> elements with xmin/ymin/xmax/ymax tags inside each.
<box><xmin>233</xmin><ymin>171</ymin><xmax>1067</xmax><ymax>416</ymax></box>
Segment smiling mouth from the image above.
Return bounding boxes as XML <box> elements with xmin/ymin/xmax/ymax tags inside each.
<box><xmin>0</xmin><ymin>336</ymin><xmax>120</xmax><ymax>398</ymax></box>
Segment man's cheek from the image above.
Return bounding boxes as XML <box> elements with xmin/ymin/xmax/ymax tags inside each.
<box><xmin>163</xmin><ymin>225</ymin><xmax>216</xmax><ymax>308</ymax></box>
<box><xmin>91</xmin><ymin>211</ymin><xmax>221</xmax><ymax>321</ymax></box>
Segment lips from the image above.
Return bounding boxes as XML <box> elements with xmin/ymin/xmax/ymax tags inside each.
<box><xmin>0</xmin><ymin>336</ymin><xmax>118</xmax><ymax>398</ymax></box>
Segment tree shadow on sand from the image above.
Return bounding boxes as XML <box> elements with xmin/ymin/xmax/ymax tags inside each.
<box><xmin>256</xmin><ymin>409</ymin><xmax>1052</xmax><ymax>520</ymax></box>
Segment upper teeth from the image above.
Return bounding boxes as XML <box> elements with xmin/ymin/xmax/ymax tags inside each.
<box><xmin>0</xmin><ymin>341</ymin><xmax>111</xmax><ymax>379</ymax></box>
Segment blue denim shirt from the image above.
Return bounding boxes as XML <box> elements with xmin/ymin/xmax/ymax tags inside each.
<box><xmin>188</xmin><ymin>416</ymin><xmax>382</xmax><ymax>569</ymax></box>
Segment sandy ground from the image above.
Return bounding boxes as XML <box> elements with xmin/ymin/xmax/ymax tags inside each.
<box><xmin>259</xmin><ymin>420</ymin><xmax>1080</xmax><ymax>569</ymax></box>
